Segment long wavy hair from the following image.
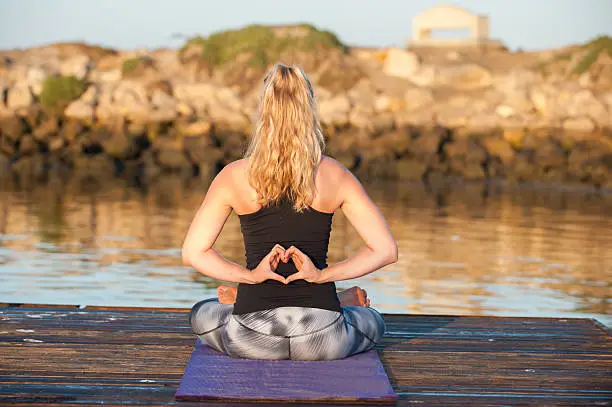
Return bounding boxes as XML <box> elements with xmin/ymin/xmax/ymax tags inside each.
<box><xmin>244</xmin><ymin>63</ymin><xmax>325</xmax><ymax>213</ymax></box>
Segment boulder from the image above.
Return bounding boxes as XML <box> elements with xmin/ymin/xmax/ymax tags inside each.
<box><xmin>7</xmin><ymin>84</ymin><xmax>33</xmax><ymax>110</ymax></box>
<box><xmin>174</xmin><ymin>83</ymin><xmax>217</xmax><ymax>112</ymax></box>
<box><xmin>18</xmin><ymin>134</ymin><xmax>37</xmax><ymax>156</ymax></box>
<box><xmin>563</xmin><ymin>117</ymin><xmax>595</xmax><ymax>133</ymax></box>
<box><xmin>177</xmin><ymin>121</ymin><xmax>212</xmax><ymax>138</ymax></box>
<box><xmin>65</xmin><ymin>99</ymin><xmax>95</xmax><ymax>122</ymax></box>
<box><xmin>481</xmin><ymin>137</ymin><xmax>515</xmax><ymax>167</ymax></box>
<box><xmin>0</xmin><ymin>116</ymin><xmax>26</xmax><ymax>142</ymax></box>
<box><xmin>440</xmin><ymin>64</ymin><xmax>493</xmax><ymax>90</ymax></box>
<box><xmin>318</xmin><ymin>94</ymin><xmax>351</xmax><ymax>127</ymax></box>
<box><xmin>396</xmin><ymin>159</ymin><xmax>427</xmax><ymax>181</ymax></box>
<box><xmin>404</xmin><ymin>87</ymin><xmax>434</xmax><ymax>111</ymax></box>
<box><xmin>156</xmin><ymin>149</ymin><xmax>192</xmax><ymax>172</ymax></box>
<box><xmin>33</xmin><ymin>118</ymin><xmax>58</xmax><ymax>142</ymax></box>
<box><xmin>60</xmin><ymin>55</ymin><xmax>91</xmax><ymax>80</ymax></box>
<box><xmin>566</xmin><ymin>90</ymin><xmax>609</xmax><ymax>126</ymax></box>
<box><xmin>382</xmin><ymin>49</ymin><xmax>421</xmax><ymax>80</ymax></box>
<box><xmin>65</xmin><ymin>85</ymin><xmax>98</xmax><ymax>121</ymax></box>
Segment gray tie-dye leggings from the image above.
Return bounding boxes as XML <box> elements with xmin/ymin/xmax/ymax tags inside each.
<box><xmin>189</xmin><ymin>298</ymin><xmax>386</xmax><ymax>361</ymax></box>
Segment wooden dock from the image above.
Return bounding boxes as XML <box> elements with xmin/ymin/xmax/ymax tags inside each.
<box><xmin>0</xmin><ymin>304</ymin><xmax>610</xmax><ymax>406</ymax></box>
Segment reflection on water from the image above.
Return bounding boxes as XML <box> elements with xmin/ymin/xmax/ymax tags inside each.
<box><xmin>0</xmin><ymin>175</ymin><xmax>610</xmax><ymax>326</ymax></box>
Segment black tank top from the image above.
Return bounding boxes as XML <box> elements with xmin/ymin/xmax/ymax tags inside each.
<box><xmin>232</xmin><ymin>196</ymin><xmax>341</xmax><ymax>315</ymax></box>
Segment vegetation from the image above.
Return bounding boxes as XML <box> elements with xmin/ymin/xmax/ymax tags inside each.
<box><xmin>179</xmin><ymin>24</ymin><xmax>346</xmax><ymax>69</ymax></box>
<box><xmin>572</xmin><ymin>35</ymin><xmax>612</xmax><ymax>74</ymax></box>
<box><xmin>121</xmin><ymin>56</ymin><xmax>154</xmax><ymax>77</ymax></box>
<box><xmin>39</xmin><ymin>75</ymin><xmax>86</xmax><ymax>113</ymax></box>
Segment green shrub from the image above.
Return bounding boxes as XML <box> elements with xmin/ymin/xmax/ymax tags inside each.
<box><xmin>572</xmin><ymin>35</ymin><xmax>612</xmax><ymax>74</ymax></box>
<box><xmin>121</xmin><ymin>56</ymin><xmax>154</xmax><ymax>77</ymax></box>
<box><xmin>39</xmin><ymin>75</ymin><xmax>86</xmax><ymax>113</ymax></box>
<box><xmin>179</xmin><ymin>24</ymin><xmax>346</xmax><ymax>69</ymax></box>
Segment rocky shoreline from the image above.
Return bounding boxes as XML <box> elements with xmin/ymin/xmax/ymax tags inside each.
<box><xmin>0</xmin><ymin>26</ymin><xmax>611</xmax><ymax>188</ymax></box>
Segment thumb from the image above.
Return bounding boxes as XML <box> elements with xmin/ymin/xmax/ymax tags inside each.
<box><xmin>285</xmin><ymin>271</ymin><xmax>304</xmax><ymax>284</ymax></box>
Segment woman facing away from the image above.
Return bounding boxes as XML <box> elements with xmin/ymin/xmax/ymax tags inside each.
<box><xmin>181</xmin><ymin>62</ymin><xmax>398</xmax><ymax>361</ymax></box>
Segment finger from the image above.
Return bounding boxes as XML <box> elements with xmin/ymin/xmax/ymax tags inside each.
<box><xmin>291</xmin><ymin>253</ymin><xmax>303</xmax><ymax>270</ymax></box>
<box><xmin>268</xmin><ymin>245</ymin><xmax>283</xmax><ymax>260</ymax></box>
<box><xmin>284</xmin><ymin>246</ymin><xmax>302</xmax><ymax>261</ymax></box>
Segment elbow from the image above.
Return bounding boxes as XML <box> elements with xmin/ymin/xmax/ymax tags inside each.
<box><xmin>181</xmin><ymin>246</ymin><xmax>194</xmax><ymax>267</ymax></box>
<box><xmin>384</xmin><ymin>241</ymin><xmax>398</xmax><ymax>265</ymax></box>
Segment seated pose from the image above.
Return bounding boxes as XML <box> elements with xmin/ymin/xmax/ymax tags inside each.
<box><xmin>181</xmin><ymin>63</ymin><xmax>398</xmax><ymax>361</ymax></box>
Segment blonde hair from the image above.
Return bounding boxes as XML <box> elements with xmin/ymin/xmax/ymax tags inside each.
<box><xmin>244</xmin><ymin>63</ymin><xmax>325</xmax><ymax>213</ymax></box>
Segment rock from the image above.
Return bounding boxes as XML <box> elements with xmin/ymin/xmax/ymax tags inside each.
<box><xmin>0</xmin><ymin>135</ymin><xmax>16</xmax><ymax>156</ymax></box>
<box><xmin>60</xmin><ymin>119</ymin><xmax>84</xmax><ymax>142</ymax></box>
<box><xmin>0</xmin><ymin>117</ymin><xmax>25</xmax><ymax>142</ymax></box>
<box><xmin>346</xmin><ymin>79</ymin><xmax>376</xmax><ymax>108</ymax></box>
<box><xmin>100</xmin><ymin>130</ymin><xmax>131</xmax><ymax>159</ymax></box>
<box><xmin>566</xmin><ymin>90</ymin><xmax>608</xmax><ymax>126</ymax></box>
<box><xmin>65</xmin><ymin>99</ymin><xmax>95</xmax><ymax>122</ymax></box>
<box><xmin>348</xmin><ymin>106</ymin><xmax>375</xmax><ymax>128</ymax></box>
<box><xmin>370</xmin><ymin>112</ymin><xmax>395</xmax><ymax>134</ymax></box>
<box><xmin>48</xmin><ymin>136</ymin><xmax>65</xmax><ymax>153</ymax></box>
<box><xmin>563</xmin><ymin>117</ymin><xmax>595</xmax><ymax>132</ymax></box>
<box><xmin>407</xmin><ymin>65</ymin><xmax>437</xmax><ymax>87</ymax></box>
<box><xmin>7</xmin><ymin>84</ymin><xmax>33</xmax><ymax>110</ymax></box>
<box><xmin>112</xmin><ymin>81</ymin><xmax>150</xmax><ymax>121</ymax></box>
<box><xmin>18</xmin><ymin>134</ymin><xmax>37</xmax><ymax>156</ymax></box>
<box><xmin>396</xmin><ymin>159</ymin><xmax>427</xmax><ymax>181</ymax></box>
<box><xmin>318</xmin><ymin>94</ymin><xmax>351</xmax><ymax>127</ymax></box>
<box><xmin>207</xmin><ymin>104</ymin><xmax>248</xmax><ymax>130</ymax></box>
<box><xmin>156</xmin><ymin>149</ymin><xmax>192</xmax><ymax>172</ymax></box>
<box><xmin>25</xmin><ymin>67</ymin><xmax>47</xmax><ymax>96</ymax></box>
<box><xmin>495</xmin><ymin>105</ymin><xmax>516</xmax><ymax>118</ymax></box>
<box><xmin>177</xmin><ymin>121</ymin><xmax>212</xmax><ymax>137</ymax></box>
<box><xmin>534</xmin><ymin>138</ymin><xmax>566</xmax><ymax>169</ymax></box>
<box><xmin>382</xmin><ymin>48</ymin><xmax>421</xmax><ymax>80</ymax></box>
<box><xmin>60</xmin><ymin>55</ymin><xmax>91</xmax><ymax>80</ymax></box>
<box><xmin>502</xmin><ymin>128</ymin><xmax>525</xmax><ymax>148</ymax></box>
<box><xmin>174</xmin><ymin>83</ymin><xmax>217</xmax><ymax>112</ymax></box>
<box><xmin>12</xmin><ymin>155</ymin><xmax>45</xmax><ymax>180</ymax></box>
<box><xmin>482</xmin><ymin>137</ymin><xmax>515</xmax><ymax>167</ymax></box>
<box><xmin>148</xmin><ymin>89</ymin><xmax>178</xmax><ymax>122</ymax></box>
<box><xmin>441</xmin><ymin>64</ymin><xmax>493</xmax><ymax>90</ymax></box>
<box><xmin>33</xmin><ymin>118</ymin><xmax>58</xmax><ymax>142</ymax></box>
<box><xmin>404</xmin><ymin>87</ymin><xmax>434</xmax><ymax>111</ymax></box>
<box><xmin>374</xmin><ymin>95</ymin><xmax>392</xmax><ymax>113</ymax></box>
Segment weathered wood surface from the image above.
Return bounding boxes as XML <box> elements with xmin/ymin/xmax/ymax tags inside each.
<box><xmin>0</xmin><ymin>304</ymin><xmax>610</xmax><ymax>406</ymax></box>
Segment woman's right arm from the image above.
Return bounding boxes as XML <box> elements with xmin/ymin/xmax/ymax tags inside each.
<box><xmin>316</xmin><ymin>163</ymin><xmax>398</xmax><ymax>283</ymax></box>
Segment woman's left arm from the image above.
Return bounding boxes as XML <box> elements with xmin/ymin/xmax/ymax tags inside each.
<box><xmin>181</xmin><ymin>165</ymin><xmax>253</xmax><ymax>284</ymax></box>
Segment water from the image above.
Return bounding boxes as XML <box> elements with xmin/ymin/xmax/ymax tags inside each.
<box><xmin>0</xmin><ymin>175</ymin><xmax>610</xmax><ymax>326</ymax></box>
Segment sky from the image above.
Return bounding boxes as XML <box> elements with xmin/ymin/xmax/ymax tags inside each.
<box><xmin>0</xmin><ymin>0</ymin><xmax>610</xmax><ymax>51</ymax></box>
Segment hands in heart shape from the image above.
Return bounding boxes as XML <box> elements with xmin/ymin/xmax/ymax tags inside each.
<box><xmin>250</xmin><ymin>244</ymin><xmax>323</xmax><ymax>284</ymax></box>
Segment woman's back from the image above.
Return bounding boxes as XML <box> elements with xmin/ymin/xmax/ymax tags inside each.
<box><xmin>231</xmin><ymin>157</ymin><xmax>342</xmax><ymax>314</ymax></box>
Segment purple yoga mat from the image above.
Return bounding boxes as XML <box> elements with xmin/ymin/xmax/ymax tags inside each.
<box><xmin>175</xmin><ymin>339</ymin><xmax>398</xmax><ymax>403</ymax></box>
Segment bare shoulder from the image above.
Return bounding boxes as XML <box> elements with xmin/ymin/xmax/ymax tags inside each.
<box><xmin>319</xmin><ymin>155</ymin><xmax>350</xmax><ymax>181</ymax></box>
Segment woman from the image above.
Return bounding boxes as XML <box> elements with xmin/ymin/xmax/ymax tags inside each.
<box><xmin>181</xmin><ymin>63</ymin><xmax>398</xmax><ymax>361</ymax></box>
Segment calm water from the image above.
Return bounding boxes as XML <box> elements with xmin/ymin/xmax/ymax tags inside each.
<box><xmin>0</xmin><ymin>175</ymin><xmax>610</xmax><ymax>326</ymax></box>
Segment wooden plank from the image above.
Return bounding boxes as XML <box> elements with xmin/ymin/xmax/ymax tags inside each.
<box><xmin>0</xmin><ymin>305</ymin><xmax>610</xmax><ymax>406</ymax></box>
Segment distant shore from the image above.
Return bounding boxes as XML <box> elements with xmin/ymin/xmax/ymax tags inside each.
<box><xmin>0</xmin><ymin>26</ymin><xmax>610</xmax><ymax>188</ymax></box>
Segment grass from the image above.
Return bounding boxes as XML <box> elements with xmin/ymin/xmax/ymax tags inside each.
<box><xmin>39</xmin><ymin>75</ymin><xmax>86</xmax><ymax>113</ymax></box>
<box><xmin>572</xmin><ymin>35</ymin><xmax>612</xmax><ymax>74</ymax></box>
<box><xmin>179</xmin><ymin>24</ymin><xmax>346</xmax><ymax>69</ymax></box>
<box><xmin>121</xmin><ymin>56</ymin><xmax>154</xmax><ymax>77</ymax></box>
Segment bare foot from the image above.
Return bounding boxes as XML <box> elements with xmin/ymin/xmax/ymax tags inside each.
<box><xmin>338</xmin><ymin>286</ymin><xmax>371</xmax><ymax>307</ymax></box>
<box><xmin>217</xmin><ymin>285</ymin><xmax>237</xmax><ymax>304</ymax></box>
